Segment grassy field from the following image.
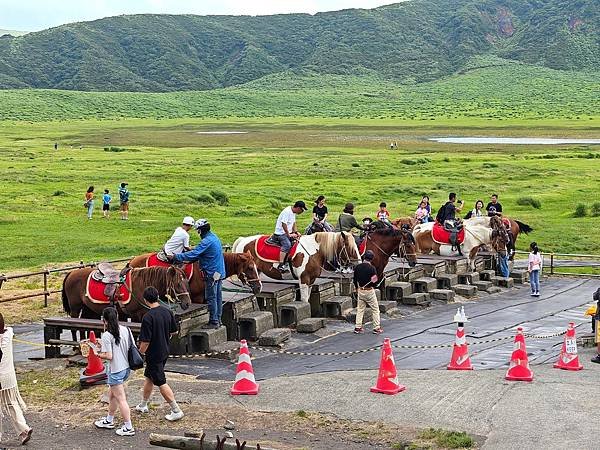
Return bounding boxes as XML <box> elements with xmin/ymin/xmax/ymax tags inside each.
<box><xmin>1</xmin><ymin>117</ymin><xmax>599</xmax><ymax>273</ymax></box>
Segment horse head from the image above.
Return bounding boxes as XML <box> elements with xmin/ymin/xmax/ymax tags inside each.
<box><xmin>237</xmin><ymin>251</ymin><xmax>262</xmax><ymax>295</ymax></box>
<box><xmin>339</xmin><ymin>232</ymin><xmax>361</xmax><ymax>266</ymax></box>
<box><xmin>490</xmin><ymin>226</ymin><xmax>510</xmax><ymax>257</ymax></box>
<box><xmin>166</xmin><ymin>266</ymin><xmax>191</xmax><ymax>310</ymax></box>
<box><xmin>398</xmin><ymin>229</ymin><xmax>418</xmax><ymax>267</ymax></box>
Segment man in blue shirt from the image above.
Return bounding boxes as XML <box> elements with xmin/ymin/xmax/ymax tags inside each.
<box><xmin>172</xmin><ymin>219</ymin><xmax>225</xmax><ymax>328</ymax></box>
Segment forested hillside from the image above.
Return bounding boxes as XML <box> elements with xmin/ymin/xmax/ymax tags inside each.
<box><xmin>0</xmin><ymin>0</ymin><xmax>597</xmax><ymax>92</ymax></box>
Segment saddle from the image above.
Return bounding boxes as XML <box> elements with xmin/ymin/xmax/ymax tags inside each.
<box><xmin>146</xmin><ymin>253</ymin><xmax>194</xmax><ymax>280</ymax></box>
<box><xmin>91</xmin><ymin>263</ymin><xmax>129</xmax><ymax>300</ymax></box>
<box><xmin>432</xmin><ymin>221</ymin><xmax>465</xmax><ymax>251</ymax></box>
<box><xmin>255</xmin><ymin>235</ymin><xmax>298</xmax><ymax>263</ymax></box>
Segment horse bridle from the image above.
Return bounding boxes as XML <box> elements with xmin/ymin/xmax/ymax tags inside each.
<box><xmin>234</xmin><ymin>254</ymin><xmax>260</xmax><ymax>287</ymax></box>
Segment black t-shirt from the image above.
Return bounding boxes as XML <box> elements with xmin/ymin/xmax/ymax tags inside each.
<box><xmin>353</xmin><ymin>262</ymin><xmax>378</xmax><ymax>289</ymax></box>
<box><xmin>436</xmin><ymin>201</ymin><xmax>456</xmax><ymax>223</ymax></box>
<box><xmin>313</xmin><ymin>205</ymin><xmax>328</xmax><ymax>220</ymax></box>
<box><xmin>139</xmin><ymin>305</ymin><xmax>177</xmax><ymax>363</ymax></box>
<box><xmin>486</xmin><ymin>202</ymin><xmax>503</xmax><ymax>217</ymax></box>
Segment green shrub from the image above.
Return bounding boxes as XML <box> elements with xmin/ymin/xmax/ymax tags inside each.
<box><xmin>418</xmin><ymin>428</ymin><xmax>473</xmax><ymax>449</ymax></box>
<box><xmin>482</xmin><ymin>162</ymin><xmax>498</xmax><ymax>168</ymax></box>
<box><xmin>104</xmin><ymin>146</ymin><xmax>127</xmax><ymax>152</ymax></box>
<box><xmin>401</xmin><ymin>159</ymin><xmax>417</xmax><ymax>165</ymax></box>
<box><xmin>191</xmin><ymin>193</ymin><xmax>214</xmax><ymax>204</ymax></box>
<box><xmin>209</xmin><ymin>190</ymin><xmax>229</xmax><ymax>206</ymax></box>
<box><xmin>52</xmin><ymin>190</ymin><xmax>66</xmax><ymax>196</ymax></box>
<box><xmin>269</xmin><ymin>199</ymin><xmax>283</xmax><ymax>210</ymax></box>
<box><xmin>573</xmin><ymin>203</ymin><xmax>587</xmax><ymax>217</ymax></box>
<box><xmin>590</xmin><ymin>202</ymin><xmax>600</xmax><ymax>217</ymax></box>
<box><xmin>516</xmin><ymin>196</ymin><xmax>541</xmax><ymax>209</ymax></box>
<box><xmin>352</xmin><ymin>162</ymin><xmax>360</xmax><ymax>167</ymax></box>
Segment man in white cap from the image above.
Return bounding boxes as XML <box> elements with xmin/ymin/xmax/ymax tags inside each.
<box><xmin>158</xmin><ymin>216</ymin><xmax>195</xmax><ymax>261</ymax></box>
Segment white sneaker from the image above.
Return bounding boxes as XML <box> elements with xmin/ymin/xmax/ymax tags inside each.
<box><xmin>165</xmin><ymin>410</ymin><xmax>184</xmax><ymax>421</ymax></box>
<box><xmin>135</xmin><ymin>403</ymin><xmax>149</xmax><ymax>413</ymax></box>
<box><xmin>94</xmin><ymin>417</ymin><xmax>115</xmax><ymax>429</ymax></box>
<box><xmin>115</xmin><ymin>426</ymin><xmax>135</xmax><ymax>436</ymax></box>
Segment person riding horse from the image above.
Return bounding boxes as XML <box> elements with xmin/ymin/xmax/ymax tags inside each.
<box><xmin>435</xmin><ymin>193</ymin><xmax>465</xmax><ymax>255</ymax></box>
<box><xmin>271</xmin><ymin>201</ymin><xmax>307</xmax><ymax>272</ymax></box>
<box><xmin>336</xmin><ymin>202</ymin><xmax>366</xmax><ymax>246</ymax></box>
<box><xmin>157</xmin><ymin>216</ymin><xmax>195</xmax><ymax>262</ymax></box>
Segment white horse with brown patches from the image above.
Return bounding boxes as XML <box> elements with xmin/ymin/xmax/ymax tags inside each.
<box><xmin>232</xmin><ymin>232</ymin><xmax>361</xmax><ymax>302</ymax></box>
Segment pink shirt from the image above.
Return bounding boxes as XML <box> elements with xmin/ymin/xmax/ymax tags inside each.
<box><xmin>528</xmin><ymin>252</ymin><xmax>542</xmax><ymax>271</ymax></box>
<box><xmin>415</xmin><ymin>207</ymin><xmax>428</xmax><ymax>220</ymax></box>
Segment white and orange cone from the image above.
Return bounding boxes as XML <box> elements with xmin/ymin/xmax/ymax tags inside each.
<box><xmin>448</xmin><ymin>307</ymin><xmax>473</xmax><ymax>370</ymax></box>
<box><xmin>231</xmin><ymin>340</ymin><xmax>259</xmax><ymax>395</ymax></box>
<box><xmin>554</xmin><ymin>322</ymin><xmax>583</xmax><ymax>371</ymax></box>
<box><xmin>505</xmin><ymin>327</ymin><xmax>534</xmax><ymax>382</ymax></box>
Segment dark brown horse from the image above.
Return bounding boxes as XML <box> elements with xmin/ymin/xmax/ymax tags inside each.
<box><xmin>62</xmin><ymin>265</ymin><xmax>192</xmax><ymax>323</ymax></box>
<box><xmin>128</xmin><ymin>251</ymin><xmax>261</xmax><ymax>303</ymax></box>
<box><xmin>363</xmin><ymin>226</ymin><xmax>418</xmax><ymax>281</ymax></box>
<box><xmin>506</xmin><ymin>218</ymin><xmax>533</xmax><ymax>260</ymax></box>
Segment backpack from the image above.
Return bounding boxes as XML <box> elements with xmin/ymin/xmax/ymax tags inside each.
<box><xmin>435</xmin><ymin>203</ymin><xmax>447</xmax><ymax>224</ymax></box>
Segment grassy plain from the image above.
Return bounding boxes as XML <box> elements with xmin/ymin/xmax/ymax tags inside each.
<box><xmin>1</xmin><ymin>117</ymin><xmax>599</xmax><ymax>273</ymax></box>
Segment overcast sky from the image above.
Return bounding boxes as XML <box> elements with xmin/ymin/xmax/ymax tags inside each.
<box><xmin>1</xmin><ymin>0</ymin><xmax>402</xmax><ymax>32</ymax></box>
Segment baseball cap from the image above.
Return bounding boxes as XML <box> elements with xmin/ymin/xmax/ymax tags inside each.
<box><xmin>293</xmin><ymin>201</ymin><xmax>307</xmax><ymax>211</ymax></box>
<box><xmin>363</xmin><ymin>250</ymin><xmax>375</xmax><ymax>261</ymax></box>
<box><xmin>182</xmin><ymin>216</ymin><xmax>195</xmax><ymax>226</ymax></box>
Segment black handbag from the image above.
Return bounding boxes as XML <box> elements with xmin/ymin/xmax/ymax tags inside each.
<box><xmin>126</xmin><ymin>327</ymin><xmax>144</xmax><ymax>370</ymax></box>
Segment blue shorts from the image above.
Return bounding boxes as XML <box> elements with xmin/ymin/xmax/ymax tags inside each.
<box><xmin>108</xmin><ymin>368</ymin><xmax>131</xmax><ymax>386</ymax></box>
<box><xmin>272</xmin><ymin>234</ymin><xmax>292</xmax><ymax>253</ymax></box>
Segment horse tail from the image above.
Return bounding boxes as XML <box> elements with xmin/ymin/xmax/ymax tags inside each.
<box><xmin>515</xmin><ymin>220</ymin><xmax>533</xmax><ymax>234</ymax></box>
<box><xmin>62</xmin><ymin>272</ymin><xmax>71</xmax><ymax>314</ymax></box>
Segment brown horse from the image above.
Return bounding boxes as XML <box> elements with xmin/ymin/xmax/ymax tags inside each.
<box><xmin>363</xmin><ymin>226</ymin><xmax>418</xmax><ymax>281</ymax></box>
<box><xmin>232</xmin><ymin>232</ymin><xmax>361</xmax><ymax>302</ymax></box>
<box><xmin>391</xmin><ymin>217</ymin><xmax>417</xmax><ymax>229</ymax></box>
<box><xmin>506</xmin><ymin>218</ymin><xmax>533</xmax><ymax>260</ymax></box>
<box><xmin>62</xmin><ymin>265</ymin><xmax>192</xmax><ymax>324</ymax></box>
<box><xmin>128</xmin><ymin>251</ymin><xmax>261</xmax><ymax>303</ymax></box>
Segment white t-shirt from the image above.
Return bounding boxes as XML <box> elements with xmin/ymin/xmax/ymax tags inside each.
<box><xmin>275</xmin><ymin>206</ymin><xmax>296</xmax><ymax>235</ymax></box>
<box><xmin>164</xmin><ymin>226</ymin><xmax>190</xmax><ymax>256</ymax></box>
<box><xmin>101</xmin><ymin>325</ymin><xmax>131</xmax><ymax>373</ymax></box>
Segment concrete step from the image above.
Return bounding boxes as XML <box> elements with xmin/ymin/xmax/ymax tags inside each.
<box><xmin>436</xmin><ymin>273</ymin><xmax>458</xmax><ymax>289</ymax></box>
<box><xmin>278</xmin><ymin>302</ymin><xmax>311</xmax><ymax>327</ymax></box>
<box><xmin>321</xmin><ymin>296</ymin><xmax>353</xmax><ymax>319</ymax></box>
<box><xmin>206</xmin><ymin>341</ymin><xmax>240</xmax><ymax>361</ymax></box>
<box><xmin>510</xmin><ymin>270</ymin><xmax>529</xmax><ymax>284</ymax></box>
<box><xmin>429</xmin><ymin>289</ymin><xmax>455</xmax><ymax>302</ymax></box>
<box><xmin>189</xmin><ymin>326</ymin><xmax>228</xmax><ymax>352</ymax></box>
<box><xmin>378</xmin><ymin>300</ymin><xmax>398</xmax><ymax>313</ymax></box>
<box><xmin>402</xmin><ymin>292</ymin><xmax>431</xmax><ymax>306</ymax></box>
<box><xmin>452</xmin><ymin>284</ymin><xmax>478</xmax><ymax>298</ymax></box>
<box><xmin>490</xmin><ymin>276</ymin><xmax>515</xmax><ymax>288</ymax></box>
<box><xmin>386</xmin><ymin>281</ymin><xmax>413</xmax><ymax>301</ymax></box>
<box><xmin>412</xmin><ymin>277</ymin><xmax>438</xmax><ymax>293</ymax></box>
<box><xmin>297</xmin><ymin>317</ymin><xmax>326</xmax><ymax>333</ymax></box>
<box><xmin>398</xmin><ymin>266</ymin><xmax>425</xmax><ymax>282</ymax></box>
<box><xmin>479</xmin><ymin>270</ymin><xmax>496</xmax><ymax>281</ymax></box>
<box><xmin>345</xmin><ymin>307</ymin><xmax>373</xmax><ymax>324</ymax></box>
<box><xmin>473</xmin><ymin>280</ymin><xmax>493</xmax><ymax>291</ymax></box>
<box><xmin>486</xmin><ymin>286</ymin><xmax>502</xmax><ymax>294</ymax></box>
<box><xmin>458</xmin><ymin>272</ymin><xmax>480</xmax><ymax>284</ymax></box>
<box><xmin>238</xmin><ymin>311</ymin><xmax>274</xmax><ymax>341</ymax></box>
<box><xmin>258</xmin><ymin>328</ymin><xmax>291</xmax><ymax>346</ymax></box>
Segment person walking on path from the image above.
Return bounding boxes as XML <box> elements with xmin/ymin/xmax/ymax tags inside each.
<box><xmin>136</xmin><ymin>287</ymin><xmax>184</xmax><ymax>421</ymax></box>
<box><xmin>118</xmin><ymin>182</ymin><xmax>130</xmax><ymax>220</ymax></box>
<box><xmin>93</xmin><ymin>307</ymin><xmax>135</xmax><ymax>436</ymax></box>
<box><xmin>0</xmin><ymin>313</ymin><xmax>33</xmax><ymax>445</ymax></box>
<box><xmin>353</xmin><ymin>250</ymin><xmax>383</xmax><ymax>334</ymax></box>
<box><xmin>272</xmin><ymin>201</ymin><xmax>307</xmax><ymax>272</ymax></box>
<box><xmin>85</xmin><ymin>186</ymin><xmax>95</xmax><ymax>220</ymax></box>
<box><xmin>528</xmin><ymin>242</ymin><xmax>542</xmax><ymax>297</ymax></box>
<box><xmin>172</xmin><ymin>219</ymin><xmax>225</xmax><ymax>328</ymax></box>
<box><xmin>102</xmin><ymin>189</ymin><xmax>112</xmax><ymax>219</ymax></box>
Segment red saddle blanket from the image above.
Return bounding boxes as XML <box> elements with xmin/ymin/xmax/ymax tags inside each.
<box><xmin>502</xmin><ymin>218</ymin><xmax>511</xmax><ymax>228</ymax></box>
<box><xmin>86</xmin><ymin>271</ymin><xmax>131</xmax><ymax>304</ymax></box>
<box><xmin>359</xmin><ymin>239</ymin><xmax>367</xmax><ymax>256</ymax></box>
<box><xmin>432</xmin><ymin>223</ymin><xmax>465</xmax><ymax>245</ymax></box>
<box><xmin>255</xmin><ymin>236</ymin><xmax>298</xmax><ymax>263</ymax></box>
<box><xmin>146</xmin><ymin>253</ymin><xmax>194</xmax><ymax>280</ymax></box>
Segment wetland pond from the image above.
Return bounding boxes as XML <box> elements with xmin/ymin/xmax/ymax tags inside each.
<box><xmin>429</xmin><ymin>137</ymin><xmax>600</xmax><ymax>145</ymax></box>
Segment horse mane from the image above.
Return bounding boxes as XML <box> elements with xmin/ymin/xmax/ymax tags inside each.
<box><xmin>131</xmin><ymin>266</ymin><xmax>168</xmax><ymax>294</ymax></box>
<box><xmin>314</xmin><ymin>232</ymin><xmax>340</xmax><ymax>260</ymax></box>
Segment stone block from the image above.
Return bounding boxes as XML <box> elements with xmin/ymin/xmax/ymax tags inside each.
<box><xmin>334</xmin><ymin>278</ymin><xmax>354</xmax><ymax>296</ymax></box>
<box><xmin>429</xmin><ymin>289</ymin><xmax>455</xmax><ymax>302</ymax></box>
<box><xmin>490</xmin><ymin>276</ymin><xmax>514</xmax><ymax>288</ymax></box>
<box><xmin>189</xmin><ymin>326</ymin><xmax>228</xmax><ymax>353</ymax></box>
<box><xmin>452</xmin><ymin>284</ymin><xmax>478</xmax><ymax>297</ymax></box>
<box><xmin>278</xmin><ymin>302</ymin><xmax>311</xmax><ymax>327</ymax></box>
<box><xmin>510</xmin><ymin>270</ymin><xmax>529</xmax><ymax>284</ymax></box>
<box><xmin>473</xmin><ymin>257</ymin><xmax>486</xmax><ymax>272</ymax></box>
<box><xmin>412</xmin><ymin>277</ymin><xmax>437</xmax><ymax>293</ymax></box>
<box><xmin>473</xmin><ymin>280</ymin><xmax>493</xmax><ymax>291</ymax></box>
<box><xmin>297</xmin><ymin>317</ymin><xmax>326</xmax><ymax>333</ymax></box>
<box><xmin>258</xmin><ymin>328</ymin><xmax>291</xmax><ymax>346</ymax></box>
<box><xmin>398</xmin><ymin>266</ymin><xmax>425</xmax><ymax>282</ymax></box>
<box><xmin>436</xmin><ymin>274</ymin><xmax>458</xmax><ymax>289</ymax></box>
<box><xmin>402</xmin><ymin>292</ymin><xmax>431</xmax><ymax>306</ymax></box>
<box><xmin>458</xmin><ymin>272</ymin><xmax>480</xmax><ymax>284</ymax></box>
<box><xmin>386</xmin><ymin>281</ymin><xmax>412</xmax><ymax>302</ymax></box>
<box><xmin>479</xmin><ymin>270</ymin><xmax>496</xmax><ymax>281</ymax></box>
<box><xmin>238</xmin><ymin>311</ymin><xmax>274</xmax><ymax>341</ymax></box>
<box><xmin>375</xmin><ymin>289</ymin><xmax>382</xmax><ymax>302</ymax></box>
<box><xmin>378</xmin><ymin>301</ymin><xmax>398</xmax><ymax>313</ymax></box>
<box><xmin>486</xmin><ymin>286</ymin><xmax>502</xmax><ymax>294</ymax></box>
<box><xmin>322</xmin><ymin>296</ymin><xmax>353</xmax><ymax>319</ymax></box>
<box><xmin>206</xmin><ymin>341</ymin><xmax>240</xmax><ymax>361</ymax></box>
<box><xmin>345</xmin><ymin>307</ymin><xmax>373</xmax><ymax>323</ymax></box>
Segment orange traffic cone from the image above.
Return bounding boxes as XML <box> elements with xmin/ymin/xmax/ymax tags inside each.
<box><xmin>231</xmin><ymin>340</ymin><xmax>259</xmax><ymax>395</ymax></box>
<box><xmin>370</xmin><ymin>338</ymin><xmax>405</xmax><ymax>395</ymax></box>
<box><xmin>447</xmin><ymin>324</ymin><xmax>473</xmax><ymax>370</ymax></box>
<box><xmin>554</xmin><ymin>322</ymin><xmax>583</xmax><ymax>371</ymax></box>
<box><xmin>84</xmin><ymin>331</ymin><xmax>105</xmax><ymax>376</ymax></box>
<box><xmin>505</xmin><ymin>327</ymin><xmax>534</xmax><ymax>382</ymax></box>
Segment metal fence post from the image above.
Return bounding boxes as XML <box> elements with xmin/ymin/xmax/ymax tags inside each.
<box><xmin>550</xmin><ymin>253</ymin><xmax>554</xmax><ymax>275</ymax></box>
<box><xmin>43</xmin><ymin>270</ymin><xmax>49</xmax><ymax>307</ymax></box>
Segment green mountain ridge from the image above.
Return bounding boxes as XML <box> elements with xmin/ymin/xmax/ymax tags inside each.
<box><xmin>0</xmin><ymin>0</ymin><xmax>597</xmax><ymax>92</ymax></box>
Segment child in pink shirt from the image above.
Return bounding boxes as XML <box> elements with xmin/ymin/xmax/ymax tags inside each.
<box><xmin>528</xmin><ymin>242</ymin><xmax>542</xmax><ymax>296</ymax></box>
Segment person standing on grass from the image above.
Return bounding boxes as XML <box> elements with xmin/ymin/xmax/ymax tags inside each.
<box><xmin>118</xmin><ymin>182</ymin><xmax>129</xmax><ymax>220</ymax></box>
<box><xmin>85</xmin><ymin>186</ymin><xmax>95</xmax><ymax>220</ymax></box>
<box><xmin>528</xmin><ymin>242</ymin><xmax>542</xmax><ymax>297</ymax></box>
<box><xmin>136</xmin><ymin>287</ymin><xmax>184</xmax><ymax>421</ymax></box>
<box><xmin>172</xmin><ymin>219</ymin><xmax>225</xmax><ymax>328</ymax></box>
<box><xmin>0</xmin><ymin>313</ymin><xmax>33</xmax><ymax>445</ymax></box>
<box><xmin>353</xmin><ymin>250</ymin><xmax>383</xmax><ymax>335</ymax></box>
<box><xmin>102</xmin><ymin>189</ymin><xmax>112</xmax><ymax>219</ymax></box>
<box><xmin>93</xmin><ymin>307</ymin><xmax>135</xmax><ymax>437</ymax></box>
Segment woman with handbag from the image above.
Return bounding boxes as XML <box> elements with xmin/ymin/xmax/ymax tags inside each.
<box><xmin>92</xmin><ymin>307</ymin><xmax>136</xmax><ymax>437</ymax></box>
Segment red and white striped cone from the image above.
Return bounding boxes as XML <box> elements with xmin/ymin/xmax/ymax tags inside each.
<box><xmin>505</xmin><ymin>327</ymin><xmax>534</xmax><ymax>382</ymax></box>
<box><xmin>231</xmin><ymin>340</ymin><xmax>259</xmax><ymax>395</ymax></box>
<box><xmin>554</xmin><ymin>322</ymin><xmax>583</xmax><ymax>371</ymax></box>
<box><xmin>447</xmin><ymin>324</ymin><xmax>473</xmax><ymax>370</ymax></box>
